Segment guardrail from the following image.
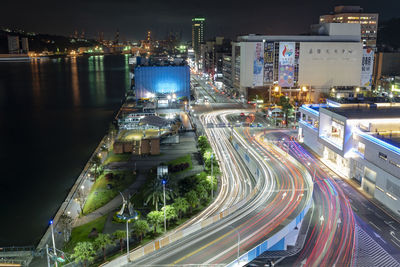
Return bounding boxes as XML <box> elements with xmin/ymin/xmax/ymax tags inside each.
<box><xmin>226</xmin><ymin>138</ymin><xmax>314</xmax><ymax>267</ymax></box>
<box><xmin>102</xmin><ymin>133</ymin><xmax>261</xmax><ymax>266</ymax></box>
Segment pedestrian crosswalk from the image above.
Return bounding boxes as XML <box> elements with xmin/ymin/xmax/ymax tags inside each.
<box><xmin>355</xmin><ymin>223</ymin><xmax>400</xmax><ymax>267</ymax></box>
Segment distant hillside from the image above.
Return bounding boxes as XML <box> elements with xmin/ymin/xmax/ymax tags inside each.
<box><xmin>0</xmin><ymin>28</ymin><xmax>99</xmax><ymax>53</ymax></box>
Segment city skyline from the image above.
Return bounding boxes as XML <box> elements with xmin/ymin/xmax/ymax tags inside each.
<box><xmin>0</xmin><ymin>0</ymin><xmax>397</xmax><ymax>41</ymax></box>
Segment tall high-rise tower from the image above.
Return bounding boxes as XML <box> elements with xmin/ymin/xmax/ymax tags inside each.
<box><xmin>192</xmin><ymin>17</ymin><xmax>205</xmax><ymax>62</ymax></box>
<box><xmin>320</xmin><ymin>6</ymin><xmax>378</xmax><ymax>48</ymax></box>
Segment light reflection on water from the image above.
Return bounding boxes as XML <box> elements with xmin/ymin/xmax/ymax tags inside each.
<box><xmin>0</xmin><ymin>55</ymin><xmax>129</xmax><ymax>246</ymax></box>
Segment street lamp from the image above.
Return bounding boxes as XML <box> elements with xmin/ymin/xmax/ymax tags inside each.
<box><xmin>50</xmin><ymin>220</ymin><xmax>58</xmax><ymax>267</ymax></box>
<box><xmin>126</xmin><ymin>219</ymin><xmax>130</xmax><ymax>262</ymax></box>
<box><xmin>162</xmin><ymin>179</ymin><xmax>167</xmax><ymax>233</ymax></box>
<box><xmin>210</xmin><ymin>153</ymin><xmax>214</xmax><ymax>199</ymax></box>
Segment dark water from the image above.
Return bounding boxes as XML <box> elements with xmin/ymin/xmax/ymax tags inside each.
<box><xmin>0</xmin><ymin>55</ymin><xmax>130</xmax><ymax>246</ymax></box>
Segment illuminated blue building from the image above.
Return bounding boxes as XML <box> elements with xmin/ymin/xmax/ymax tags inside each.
<box><xmin>134</xmin><ymin>66</ymin><xmax>190</xmax><ymax>99</ymax></box>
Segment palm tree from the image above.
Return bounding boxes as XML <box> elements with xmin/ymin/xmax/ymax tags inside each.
<box><xmin>145</xmin><ymin>178</ymin><xmax>175</xmax><ymax>211</ymax></box>
<box><xmin>185</xmin><ymin>190</ymin><xmax>199</xmax><ymax>213</ymax></box>
<box><xmin>162</xmin><ymin>205</ymin><xmax>177</xmax><ymax>228</ymax></box>
<box><xmin>147</xmin><ymin>211</ymin><xmax>164</xmax><ymax>234</ymax></box>
<box><xmin>59</xmin><ymin>214</ymin><xmax>73</xmax><ymax>242</ymax></box>
<box><xmin>132</xmin><ymin>220</ymin><xmax>149</xmax><ymax>242</ymax></box>
<box><xmin>113</xmin><ymin>230</ymin><xmax>127</xmax><ymax>253</ymax></box>
<box><xmin>94</xmin><ymin>233</ymin><xmax>113</xmax><ymax>262</ymax></box>
<box><xmin>90</xmin><ymin>154</ymin><xmax>102</xmax><ymax>182</ymax></box>
<box><xmin>173</xmin><ymin>197</ymin><xmax>189</xmax><ymax>219</ymax></box>
<box><xmin>72</xmin><ymin>241</ymin><xmax>96</xmax><ymax>267</ymax></box>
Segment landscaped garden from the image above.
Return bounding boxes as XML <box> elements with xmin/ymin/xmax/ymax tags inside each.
<box><xmin>82</xmin><ymin>170</ymin><xmax>136</xmax><ymax>214</ymax></box>
<box><xmin>63</xmin><ymin>135</ymin><xmax>219</xmax><ymax>266</ymax></box>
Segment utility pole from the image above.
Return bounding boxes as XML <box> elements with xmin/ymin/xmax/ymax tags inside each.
<box><xmin>211</xmin><ymin>153</ymin><xmax>214</xmax><ymax>199</ymax></box>
<box><xmin>126</xmin><ymin>219</ymin><xmax>130</xmax><ymax>262</ymax></box>
<box><xmin>50</xmin><ymin>220</ymin><xmax>58</xmax><ymax>267</ymax></box>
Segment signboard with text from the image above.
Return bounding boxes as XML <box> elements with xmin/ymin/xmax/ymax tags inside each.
<box><xmin>253</xmin><ymin>42</ymin><xmax>264</xmax><ymax>87</ymax></box>
<box><xmin>263</xmin><ymin>42</ymin><xmax>274</xmax><ymax>84</ymax></box>
<box><xmin>278</xmin><ymin>42</ymin><xmax>295</xmax><ymax>87</ymax></box>
<box><xmin>360</xmin><ymin>48</ymin><xmax>374</xmax><ymax>87</ymax></box>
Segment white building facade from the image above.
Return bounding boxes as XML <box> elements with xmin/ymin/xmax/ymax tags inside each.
<box><xmin>299</xmin><ymin>101</ymin><xmax>400</xmax><ymax>215</ymax></box>
<box><xmin>230</xmin><ymin>24</ymin><xmax>370</xmax><ymax>102</ymax></box>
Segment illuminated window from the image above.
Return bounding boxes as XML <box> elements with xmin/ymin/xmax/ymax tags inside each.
<box><xmin>379</xmin><ymin>152</ymin><xmax>387</xmax><ymax>160</ymax></box>
<box><xmin>358</xmin><ymin>142</ymin><xmax>365</xmax><ymax>155</ymax></box>
<box><xmin>389</xmin><ymin>160</ymin><xmax>400</xmax><ymax>169</ymax></box>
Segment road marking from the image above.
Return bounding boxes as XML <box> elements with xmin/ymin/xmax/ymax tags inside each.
<box><xmin>391</xmin><ymin>239</ymin><xmax>400</xmax><ymax>248</ymax></box>
<box><xmin>370</xmin><ymin>221</ymin><xmax>382</xmax><ymax>231</ymax></box>
<box><xmin>171</xmin><ymin>228</ymin><xmax>237</xmax><ymax>265</ymax></box>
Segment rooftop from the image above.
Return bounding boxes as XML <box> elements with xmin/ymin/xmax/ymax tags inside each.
<box><xmin>322</xmin><ymin>106</ymin><xmax>400</xmax><ymax>119</ymax></box>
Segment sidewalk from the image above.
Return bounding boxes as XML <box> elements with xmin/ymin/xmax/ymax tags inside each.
<box><xmin>74</xmin><ymin>172</ymin><xmax>147</xmax><ymax>227</ymax></box>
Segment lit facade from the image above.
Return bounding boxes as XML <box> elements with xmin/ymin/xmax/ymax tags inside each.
<box><xmin>320</xmin><ymin>6</ymin><xmax>378</xmax><ymax>48</ymax></box>
<box><xmin>192</xmin><ymin>17</ymin><xmax>205</xmax><ymax>63</ymax></box>
<box><xmin>232</xmin><ymin>24</ymin><xmax>364</xmax><ymax>101</ymax></box>
<box><xmin>134</xmin><ymin>66</ymin><xmax>190</xmax><ymax>100</ymax></box>
<box><xmin>299</xmin><ymin>100</ymin><xmax>400</xmax><ymax>215</ymax></box>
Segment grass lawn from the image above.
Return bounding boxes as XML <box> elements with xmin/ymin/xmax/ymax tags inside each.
<box><xmin>83</xmin><ymin>170</ymin><xmax>136</xmax><ymax>214</ymax></box>
<box><xmin>64</xmin><ymin>215</ymin><xmax>107</xmax><ymax>253</ymax></box>
<box><xmin>103</xmin><ymin>151</ymin><xmax>132</xmax><ymax>165</ymax></box>
<box><xmin>167</xmin><ymin>154</ymin><xmax>193</xmax><ymax>175</ymax></box>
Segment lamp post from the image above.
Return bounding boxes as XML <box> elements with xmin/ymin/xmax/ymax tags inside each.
<box><xmin>162</xmin><ymin>179</ymin><xmax>167</xmax><ymax>233</ymax></box>
<box><xmin>126</xmin><ymin>219</ymin><xmax>130</xmax><ymax>262</ymax></box>
<box><xmin>50</xmin><ymin>220</ymin><xmax>58</xmax><ymax>267</ymax></box>
<box><xmin>211</xmin><ymin>153</ymin><xmax>214</xmax><ymax>199</ymax></box>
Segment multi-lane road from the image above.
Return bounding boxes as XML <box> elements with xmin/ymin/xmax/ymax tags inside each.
<box><xmin>117</xmin><ymin>72</ymin><xmax>400</xmax><ymax>267</ymax></box>
<box><xmin>128</xmin><ymin>76</ymin><xmax>312</xmax><ymax>266</ymax></box>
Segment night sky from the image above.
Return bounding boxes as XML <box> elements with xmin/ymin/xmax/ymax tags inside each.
<box><xmin>1</xmin><ymin>0</ymin><xmax>398</xmax><ymax>41</ymax></box>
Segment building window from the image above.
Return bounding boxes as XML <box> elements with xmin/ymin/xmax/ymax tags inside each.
<box><xmin>389</xmin><ymin>160</ymin><xmax>400</xmax><ymax>169</ymax></box>
<box><xmin>379</xmin><ymin>152</ymin><xmax>387</xmax><ymax>160</ymax></box>
<box><xmin>317</xmin><ymin>49</ymin><xmax>321</xmax><ymax>54</ymax></box>
<box><xmin>358</xmin><ymin>142</ymin><xmax>365</xmax><ymax>155</ymax></box>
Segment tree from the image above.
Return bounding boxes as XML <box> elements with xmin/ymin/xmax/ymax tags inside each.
<box><xmin>94</xmin><ymin>233</ymin><xmax>113</xmax><ymax>262</ymax></box>
<box><xmin>162</xmin><ymin>205</ymin><xmax>177</xmax><ymax>227</ymax></box>
<box><xmin>185</xmin><ymin>190</ymin><xmax>199</xmax><ymax>213</ymax></box>
<box><xmin>113</xmin><ymin>230</ymin><xmax>127</xmax><ymax>253</ymax></box>
<box><xmin>72</xmin><ymin>241</ymin><xmax>96</xmax><ymax>267</ymax></box>
<box><xmin>108</xmin><ymin>123</ymin><xmax>117</xmax><ymax>141</ymax></box>
<box><xmin>195</xmin><ymin>184</ymin><xmax>208</xmax><ymax>202</ymax></box>
<box><xmin>147</xmin><ymin>211</ymin><xmax>164</xmax><ymax>234</ymax></box>
<box><xmin>132</xmin><ymin>220</ymin><xmax>149</xmax><ymax>242</ymax></box>
<box><xmin>172</xmin><ymin>197</ymin><xmax>189</xmax><ymax>219</ymax></box>
<box><xmin>59</xmin><ymin>214</ymin><xmax>73</xmax><ymax>242</ymax></box>
<box><xmin>90</xmin><ymin>154</ymin><xmax>102</xmax><ymax>182</ymax></box>
<box><xmin>145</xmin><ymin>178</ymin><xmax>175</xmax><ymax>211</ymax></box>
<box><xmin>277</xmin><ymin>95</ymin><xmax>293</xmax><ymax>128</ymax></box>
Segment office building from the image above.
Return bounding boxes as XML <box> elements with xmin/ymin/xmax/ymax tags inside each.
<box><xmin>298</xmin><ymin>98</ymin><xmax>400</xmax><ymax>215</ymax></box>
<box><xmin>21</xmin><ymin>37</ymin><xmax>29</xmax><ymax>54</ymax></box>
<box><xmin>320</xmin><ymin>6</ymin><xmax>378</xmax><ymax>48</ymax></box>
<box><xmin>192</xmin><ymin>17</ymin><xmax>205</xmax><ymax>63</ymax></box>
<box><xmin>7</xmin><ymin>35</ymin><xmax>20</xmax><ymax>54</ymax></box>
<box><xmin>200</xmin><ymin>37</ymin><xmax>231</xmax><ymax>84</ymax></box>
<box><xmin>232</xmin><ymin>23</ymin><xmax>368</xmax><ymax>102</ymax></box>
<box><xmin>222</xmin><ymin>55</ymin><xmax>233</xmax><ymax>92</ymax></box>
<box><xmin>373</xmin><ymin>52</ymin><xmax>400</xmax><ymax>91</ymax></box>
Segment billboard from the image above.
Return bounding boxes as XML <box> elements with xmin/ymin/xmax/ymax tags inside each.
<box><xmin>360</xmin><ymin>48</ymin><xmax>374</xmax><ymax>87</ymax></box>
<box><xmin>134</xmin><ymin>66</ymin><xmax>190</xmax><ymax>99</ymax></box>
<box><xmin>278</xmin><ymin>42</ymin><xmax>295</xmax><ymax>87</ymax></box>
<box><xmin>253</xmin><ymin>42</ymin><xmax>264</xmax><ymax>87</ymax></box>
<box><xmin>263</xmin><ymin>42</ymin><xmax>274</xmax><ymax>84</ymax></box>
